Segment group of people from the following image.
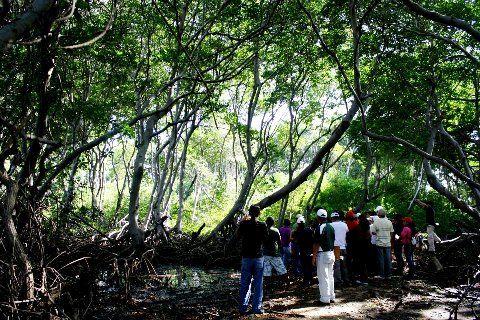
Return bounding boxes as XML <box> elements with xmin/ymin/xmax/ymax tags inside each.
<box><xmin>236</xmin><ymin>200</ymin><xmax>441</xmax><ymax>315</ymax></box>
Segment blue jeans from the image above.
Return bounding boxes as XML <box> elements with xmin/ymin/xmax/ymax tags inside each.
<box><xmin>404</xmin><ymin>244</ymin><xmax>415</xmax><ymax>273</ymax></box>
<box><xmin>376</xmin><ymin>246</ymin><xmax>392</xmax><ymax>278</ymax></box>
<box><xmin>239</xmin><ymin>257</ymin><xmax>264</xmax><ymax>313</ymax></box>
<box><xmin>291</xmin><ymin>242</ymin><xmax>302</xmax><ymax>275</ymax></box>
<box><xmin>281</xmin><ymin>245</ymin><xmax>291</xmax><ymax>268</ymax></box>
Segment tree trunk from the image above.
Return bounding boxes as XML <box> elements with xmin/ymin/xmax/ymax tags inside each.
<box><xmin>2</xmin><ymin>181</ymin><xmax>35</xmax><ymax>299</ymax></box>
<box><xmin>355</xmin><ymin>136</ymin><xmax>374</xmax><ymax>212</ymax></box>
<box><xmin>128</xmin><ymin>111</ymin><xmax>165</xmax><ymax>246</ymax></box>
<box><xmin>112</xmin><ymin>140</ymin><xmax>131</xmax><ymax>223</ymax></box>
<box><xmin>305</xmin><ymin>156</ymin><xmax>329</xmax><ymax>211</ymax></box>
<box><xmin>423</xmin><ymin>127</ymin><xmax>480</xmax><ymax>222</ymax></box>
<box><xmin>128</xmin><ymin>134</ymin><xmax>148</xmax><ymax>247</ymax></box>
<box><xmin>208</xmin><ymin>170</ymin><xmax>254</xmax><ymax>239</ymax></box>
<box><xmin>174</xmin><ymin>120</ymin><xmax>197</xmax><ymax>231</ymax></box>
<box><xmin>59</xmin><ymin>155</ymin><xmax>80</xmax><ymax>227</ymax></box>
<box><xmin>407</xmin><ymin>161</ymin><xmax>424</xmax><ymax>211</ymax></box>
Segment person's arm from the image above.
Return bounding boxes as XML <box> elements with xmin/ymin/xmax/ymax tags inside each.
<box><xmin>290</xmin><ymin>231</ymin><xmax>297</xmax><ymax>255</ymax></box>
<box><xmin>370</xmin><ymin>222</ymin><xmax>377</xmax><ymax>235</ymax></box>
<box><xmin>400</xmin><ymin>227</ymin><xmax>407</xmax><ymax>241</ymax></box>
<box><xmin>236</xmin><ymin>223</ymin><xmax>242</xmax><ymax>240</ymax></box>
<box><xmin>312</xmin><ymin>226</ymin><xmax>321</xmax><ymax>265</ymax></box>
<box><xmin>275</xmin><ymin>231</ymin><xmax>283</xmax><ymax>253</ymax></box>
<box><xmin>390</xmin><ymin>222</ymin><xmax>395</xmax><ymax>245</ymax></box>
<box><xmin>312</xmin><ymin>243</ymin><xmax>320</xmax><ymax>266</ymax></box>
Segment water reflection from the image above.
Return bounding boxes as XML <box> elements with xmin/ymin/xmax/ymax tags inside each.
<box><xmin>132</xmin><ymin>265</ymin><xmax>239</xmax><ymax>301</ymax></box>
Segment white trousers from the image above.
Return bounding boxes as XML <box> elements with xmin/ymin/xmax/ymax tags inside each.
<box><xmin>317</xmin><ymin>251</ymin><xmax>335</xmax><ymax>303</ymax></box>
<box><xmin>427</xmin><ymin>225</ymin><xmax>441</xmax><ymax>252</ymax></box>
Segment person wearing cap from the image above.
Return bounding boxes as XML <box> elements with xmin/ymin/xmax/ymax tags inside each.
<box><xmin>292</xmin><ymin>215</ymin><xmax>314</xmax><ymax>285</ymax></box>
<box><xmin>292</xmin><ymin>213</ymin><xmax>304</xmax><ymax>230</ymax></box>
<box><xmin>312</xmin><ymin>208</ymin><xmax>336</xmax><ymax>304</ymax></box>
<box><xmin>290</xmin><ymin>215</ymin><xmax>304</xmax><ymax>276</ymax></box>
<box><xmin>345</xmin><ymin>210</ymin><xmax>359</xmax><ymax>231</ymax></box>
<box><xmin>237</xmin><ymin>205</ymin><xmax>268</xmax><ymax>315</ymax></box>
<box><xmin>330</xmin><ymin>211</ymin><xmax>349</xmax><ymax>285</ymax></box>
<box><xmin>263</xmin><ymin>217</ymin><xmax>287</xmax><ymax>278</ymax></box>
<box><xmin>370</xmin><ymin>206</ymin><xmax>394</xmax><ymax>279</ymax></box>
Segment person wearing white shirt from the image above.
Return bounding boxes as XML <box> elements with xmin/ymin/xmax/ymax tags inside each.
<box><xmin>370</xmin><ymin>206</ymin><xmax>394</xmax><ymax>279</ymax></box>
<box><xmin>330</xmin><ymin>212</ymin><xmax>349</xmax><ymax>285</ymax></box>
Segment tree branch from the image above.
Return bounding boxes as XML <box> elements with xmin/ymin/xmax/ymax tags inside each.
<box><xmin>0</xmin><ymin>0</ymin><xmax>55</xmax><ymax>51</ymax></box>
<box><xmin>401</xmin><ymin>0</ymin><xmax>480</xmax><ymax>43</ymax></box>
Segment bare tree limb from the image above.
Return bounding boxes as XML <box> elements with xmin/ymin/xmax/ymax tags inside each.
<box><xmin>61</xmin><ymin>0</ymin><xmax>117</xmax><ymax>50</ymax></box>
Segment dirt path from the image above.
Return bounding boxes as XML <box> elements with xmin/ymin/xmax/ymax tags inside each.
<box><xmin>259</xmin><ymin>278</ymin><xmax>471</xmax><ymax>320</ymax></box>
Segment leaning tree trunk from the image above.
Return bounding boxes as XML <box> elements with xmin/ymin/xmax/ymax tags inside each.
<box><xmin>255</xmin><ymin>101</ymin><xmax>360</xmax><ymax>209</ymax></box>
<box><xmin>2</xmin><ymin>181</ymin><xmax>35</xmax><ymax>299</ymax></box>
<box><xmin>208</xmin><ymin>169</ymin><xmax>254</xmax><ymax>240</ymax></box>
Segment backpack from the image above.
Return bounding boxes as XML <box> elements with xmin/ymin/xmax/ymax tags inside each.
<box><xmin>318</xmin><ymin>223</ymin><xmax>335</xmax><ymax>251</ymax></box>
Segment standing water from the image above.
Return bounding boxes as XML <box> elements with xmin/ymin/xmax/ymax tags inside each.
<box><xmin>96</xmin><ymin>265</ymin><xmax>241</xmax><ymax>319</ymax></box>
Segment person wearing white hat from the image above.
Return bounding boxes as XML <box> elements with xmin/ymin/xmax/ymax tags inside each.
<box><xmin>312</xmin><ymin>208</ymin><xmax>336</xmax><ymax>304</ymax></box>
<box><xmin>371</xmin><ymin>206</ymin><xmax>394</xmax><ymax>279</ymax></box>
<box><xmin>290</xmin><ymin>215</ymin><xmax>306</xmax><ymax>277</ymax></box>
<box><xmin>330</xmin><ymin>211</ymin><xmax>349</xmax><ymax>285</ymax></box>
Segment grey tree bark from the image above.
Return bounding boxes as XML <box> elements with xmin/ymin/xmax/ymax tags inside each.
<box><xmin>2</xmin><ymin>181</ymin><xmax>35</xmax><ymax>298</ymax></box>
<box><xmin>174</xmin><ymin>116</ymin><xmax>198</xmax><ymax>231</ymax></box>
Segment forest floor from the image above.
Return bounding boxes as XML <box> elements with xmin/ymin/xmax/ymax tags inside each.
<box><xmin>93</xmin><ymin>264</ymin><xmax>480</xmax><ymax>320</ymax></box>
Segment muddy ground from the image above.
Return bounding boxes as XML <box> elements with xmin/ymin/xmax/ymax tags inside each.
<box><xmin>93</xmin><ymin>265</ymin><xmax>479</xmax><ymax>320</ymax></box>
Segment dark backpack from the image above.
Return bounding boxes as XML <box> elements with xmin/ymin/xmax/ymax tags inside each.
<box><xmin>318</xmin><ymin>223</ymin><xmax>335</xmax><ymax>251</ymax></box>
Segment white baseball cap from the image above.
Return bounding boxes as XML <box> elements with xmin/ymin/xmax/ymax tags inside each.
<box><xmin>317</xmin><ymin>208</ymin><xmax>328</xmax><ymax>218</ymax></box>
<box><xmin>375</xmin><ymin>206</ymin><xmax>384</xmax><ymax>213</ymax></box>
<box><xmin>297</xmin><ymin>216</ymin><xmax>305</xmax><ymax>224</ymax></box>
<box><xmin>331</xmin><ymin>211</ymin><xmax>339</xmax><ymax>218</ymax></box>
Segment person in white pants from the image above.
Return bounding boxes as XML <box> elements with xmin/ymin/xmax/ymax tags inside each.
<box><xmin>312</xmin><ymin>209</ymin><xmax>336</xmax><ymax>305</ymax></box>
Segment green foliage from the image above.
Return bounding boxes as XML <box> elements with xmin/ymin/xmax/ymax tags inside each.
<box><xmin>2</xmin><ymin>0</ymin><xmax>479</xmax><ymax>241</ymax></box>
